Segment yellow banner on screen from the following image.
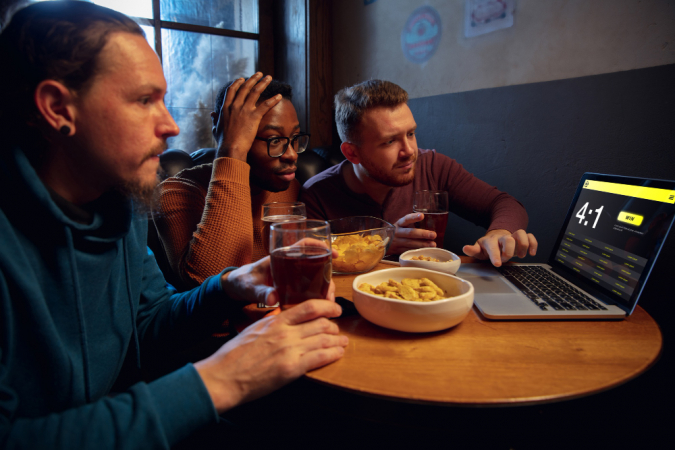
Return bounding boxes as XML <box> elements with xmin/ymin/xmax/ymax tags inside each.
<box><xmin>583</xmin><ymin>180</ymin><xmax>675</xmax><ymax>204</ymax></box>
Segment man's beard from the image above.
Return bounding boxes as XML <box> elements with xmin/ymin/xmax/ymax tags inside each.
<box><xmin>361</xmin><ymin>155</ymin><xmax>417</xmax><ymax>187</ymax></box>
<box><xmin>117</xmin><ymin>172</ymin><xmax>162</xmax><ymax>216</ymax></box>
<box><xmin>116</xmin><ymin>162</ymin><xmax>165</xmax><ymax>217</ymax></box>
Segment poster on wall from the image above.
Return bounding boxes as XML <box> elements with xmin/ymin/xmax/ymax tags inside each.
<box><xmin>401</xmin><ymin>5</ymin><xmax>442</xmax><ymax>64</ymax></box>
<box><xmin>464</xmin><ymin>0</ymin><xmax>515</xmax><ymax>38</ymax></box>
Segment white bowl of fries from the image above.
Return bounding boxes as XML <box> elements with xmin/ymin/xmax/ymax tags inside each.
<box><xmin>352</xmin><ymin>267</ymin><xmax>474</xmax><ymax>333</ymax></box>
<box><xmin>399</xmin><ymin>248</ymin><xmax>461</xmax><ymax>275</ymax></box>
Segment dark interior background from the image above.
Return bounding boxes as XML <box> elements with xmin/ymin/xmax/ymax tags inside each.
<box><xmin>408</xmin><ymin>63</ymin><xmax>675</xmax><ymax>357</ymax></box>
<box><xmin>400</xmin><ymin>64</ymin><xmax>674</xmax><ymax>447</ymax></box>
<box><xmin>408</xmin><ymin>63</ymin><xmax>675</xmax><ymax>263</ymax></box>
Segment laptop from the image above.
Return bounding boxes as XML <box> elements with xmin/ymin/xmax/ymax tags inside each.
<box><xmin>456</xmin><ymin>173</ymin><xmax>675</xmax><ymax>320</ymax></box>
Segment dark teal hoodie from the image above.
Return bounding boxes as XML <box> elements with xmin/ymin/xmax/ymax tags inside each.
<box><xmin>0</xmin><ymin>147</ymin><xmax>227</xmax><ymax>448</ymax></box>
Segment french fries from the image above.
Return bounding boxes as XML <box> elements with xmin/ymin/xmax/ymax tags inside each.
<box><xmin>358</xmin><ymin>277</ymin><xmax>448</xmax><ymax>302</ymax></box>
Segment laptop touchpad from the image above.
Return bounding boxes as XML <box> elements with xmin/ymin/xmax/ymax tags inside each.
<box><xmin>456</xmin><ymin>264</ymin><xmax>519</xmax><ymax>294</ymax></box>
<box><xmin>472</xmin><ymin>277</ymin><xmax>518</xmax><ymax>294</ymax></box>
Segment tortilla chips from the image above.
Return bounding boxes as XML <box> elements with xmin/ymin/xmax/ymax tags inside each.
<box><xmin>332</xmin><ymin>233</ymin><xmax>386</xmax><ymax>273</ymax></box>
<box><xmin>358</xmin><ymin>277</ymin><xmax>448</xmax><ymax>302</ymax></box>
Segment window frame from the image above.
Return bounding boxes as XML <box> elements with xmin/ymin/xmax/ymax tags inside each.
<box><xmin>131</xmin><ymin>0</ymin><xmax>260</xmax><ymax>65</ymax></box>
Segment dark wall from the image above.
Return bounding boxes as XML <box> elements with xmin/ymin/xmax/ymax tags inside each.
<box><xmin>408</xmin><ymin>64</ymin><xmax>675</xmax><ymax>264</ymax></box>
<box><xmin>408</xmin><ymin>65</ymin><xmax>675</xmax><ymax>401</ymax></box>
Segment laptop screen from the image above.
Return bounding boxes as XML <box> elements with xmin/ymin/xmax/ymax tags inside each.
<box><xmin>549</xmin><ymin>173</ymin><xmax>675</xmax><ymax>314</ymax></box>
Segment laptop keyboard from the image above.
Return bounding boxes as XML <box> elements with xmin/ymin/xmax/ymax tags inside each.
<box><xmin>498</xmin><ymin>266</ymin><xmax>608</xmax><ymax>312</ymax></box>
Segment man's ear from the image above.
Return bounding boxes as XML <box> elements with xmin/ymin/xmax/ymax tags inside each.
<box><xmin>34</xmin><ymin>80</ymin><xmax>77</xmax><ymax>136</ymax></box>
<box><xmin>341</xmin><ymin>142</ymin><xmax>361</xmax><ymax>164</ymax></box>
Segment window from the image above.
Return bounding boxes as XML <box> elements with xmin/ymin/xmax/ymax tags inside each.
<box><xmin>30</xmin><ymin>0</ymin><xmax>260</xmax><ymax>152</ymax></box>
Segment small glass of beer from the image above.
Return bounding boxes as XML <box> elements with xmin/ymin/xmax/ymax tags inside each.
<box><xmin>413</xmin><ymin>190</ymin><xmax>449</xmax><ymax>248</ymax></box>
<box><xmin>269</xmin><ymin>220</ymin><xmax>332</xmax><ymax>310</ymax></box>
<box><xmin>262</xmin><ymin>202</ymin><xmax>306</xmax><ymax>254</ymax></box>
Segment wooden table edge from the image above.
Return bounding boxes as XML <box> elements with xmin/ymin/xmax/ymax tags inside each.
<box><xmin>305</xmin><ymin>335</ymin><xmax>663</xmax><ymax>407</ymax></box>
<box><xmin>311</xmin><ymin>258</ymin><xmax>664</xmax><ymax>407</ymax></box>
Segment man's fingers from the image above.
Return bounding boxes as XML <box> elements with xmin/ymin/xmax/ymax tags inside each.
<box><xmin>395</xmin><ymin>226</ymin><xmax>435</xmax><ymax>242</ymax></box>
<box><xmin>280</xmin><ymin>299</ymin><xmax>342</xmax><ymax>326</ymax></box>
<box><xmin>232</xmin><ymin>72</ymin><xmax>263</xmax><ymax>107</ymax></box>
<box><xmin>482</xmin><ymin>237</ymin><xmax>503</xmax><ymax>267</ymax></box>
<box><xmin>326</xmin><ymin>280</ymin><xmax>336</xmax><ymax>302</ymax></box>
<box><xmin>498</xmin><ymin>235</ymin><xmax>516</xmax><ymax>261</ymax></box>
<box><xmin>298</xmin><ymin>345</ymin><xmax>346</xmax><ymax>373</ymax></box>
<box><xmin>252</xmin><ymin>283</ymin><xmax>275</xmax><ymax>305</ymax></box>
<box><xmin>396</xmin><ymin>213</ymin><xmax>424</xmax><ymax>228</ymax></box>
<box><xmin>293</xmin><ymin>237</ymin><xmax>329</xmax><ymax>249</ymax></box>
<box><xmin>222</xmin><ymin>78</ymin><xmax>245</xmax><ymax>112</ymax></box>
<box><xmin>264</xmin><ymin>288</ymin><xmax>279</xmax><ymax>307</ymax></box>
<box><xmin>511</xmin><ymin>230</ymin><xmax>530</xmax><ymax>258</ymax></box>
<box><xmin>528</xmin><ymin>233</ymin><xmax>538</xmax><ymax>256</ymax></box>
<box><xmin>462</xmin><ymin>243</ymin><xmax>482</xmax><ymax>257</ymax></box>
<box><xmin>243</xmin><ymin>73</ymin><xmax>273</xmax><ymax>107</ymax></box>
<box><xmin>255</xmin><ymin>93</ymin><xmax>283</xmax><ymax>117</ymax></box>
<box><xmin>294</xmin><ymin>316</ymin><xmax>340</xmax><ymax>339</ymax></box>
<box><xmin>508</xmin><ymin>230</ymin><xmax>538</xmax><ymax>258</ymax></box>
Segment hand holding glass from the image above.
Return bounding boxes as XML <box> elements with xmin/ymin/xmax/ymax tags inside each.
<box><xmin>413</xmin><ymin>190</ymin><xmax>449</xmax><ymax>248</ymax></box>
<box><xmin>269</xmin><ymin>220</ymin><xmax>332</xmax><ymax>310</ymax></box>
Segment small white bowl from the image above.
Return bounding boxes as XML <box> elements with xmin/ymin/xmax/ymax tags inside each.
<box><xmin>352</xmin><ymin>267</ymin><xmax>474</xmax><ymax>333</ymax></box>
<box><xmin>399</xmin><ymin>248</ymin><xmax>461</xmax><ymax>275</ymax></box>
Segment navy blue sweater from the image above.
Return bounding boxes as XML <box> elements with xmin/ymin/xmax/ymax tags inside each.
<box><xmin>0</xmin><ymin>147</ymin><xmax>227</xmax><ymax>448</ymax></box>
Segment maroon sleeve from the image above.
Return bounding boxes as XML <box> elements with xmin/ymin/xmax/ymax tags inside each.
<box><xmin>429</xmin><ymin>151</ymin><xmax>529</xmax><ymax>232</ymax></box>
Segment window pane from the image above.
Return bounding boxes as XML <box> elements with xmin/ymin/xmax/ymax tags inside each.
<box><xmin>160</xmin><ymin>0</ymin><xmax>258</xmax><ymax>33</ymax></box>
<box><xmin>28</xmin><ymin>0</ymin><xmax>152</xmax><ymax>19</ymax></box>
<box><xmin>91</xmin><ymin>0</ymin><xmax>153</xmax><ymax>19</ymax></box>
<box><xmin>162</xmin><ymin>28</ymin><xmax>257</xmax><ymax>151</ymax></box>
<box><xmin>140</xmin><ymin>25</ymin><xmax>155</xmax><ymax>52</ymax></box>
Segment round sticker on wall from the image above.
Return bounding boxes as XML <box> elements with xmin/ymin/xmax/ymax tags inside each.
<box><xmin>401</xmin><ymin>5</ymin><xmax>442</xmax><ymax>64</ymax></box>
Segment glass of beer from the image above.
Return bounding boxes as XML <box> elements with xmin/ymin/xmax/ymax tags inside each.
<box><xmin>413</xmin><ymin>190</ymin><xmax>449</xmax><ymax>248</ymax></box>
<box><xmin>262</xmin><ymin>202</ymin><xmax>306</xmax><ymax>254</ymax></box>
<box><xmin>269</xmin><ymin>220</ymin><xmax>332</xmax><ymax>310</ymax></box>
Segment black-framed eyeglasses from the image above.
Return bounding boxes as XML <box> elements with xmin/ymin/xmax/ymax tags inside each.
<box><xmin>254</xmin><ymin>133</ymin><xmax>311</xmax><ymax>158</ymax></box>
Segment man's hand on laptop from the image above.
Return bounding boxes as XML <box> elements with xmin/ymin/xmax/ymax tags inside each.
<box><xmin>388</xmin><ymin>213</ymin><xmax>438</xmax><ymax>255</ymax></box>
<box><xmin>462</xmin><ymin>229</ymin><xmax>538</xmax><ymax>267</ymax></box>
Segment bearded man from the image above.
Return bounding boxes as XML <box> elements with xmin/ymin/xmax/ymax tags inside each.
<box><xmin>300</xmin><ymin>79</ymin><xmax>537</xmax><ymax>266</ymax></box>
<box><xmin>0</xmin><ymin>2</ymin><xmax>346</xmax><ymax>448</ymax></box>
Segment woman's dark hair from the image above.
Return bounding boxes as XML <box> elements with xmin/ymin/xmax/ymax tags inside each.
<box><xmin>0</xmin><ymin>1</ymin><xmax>144</xmax><ymax>150</ymax></box>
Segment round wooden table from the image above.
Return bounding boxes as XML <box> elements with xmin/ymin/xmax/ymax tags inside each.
<box><xmin>305</xmin><ymin>260</ymin><xmax>663</xmax><ymax>406</ymax></box>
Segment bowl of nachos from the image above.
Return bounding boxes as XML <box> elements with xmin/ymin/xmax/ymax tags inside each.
<box><xmin>352</xmin><ymin>267</ymin><xmax>474</xmax><ymax>332</ymax></box>
<box><xmin>328</xmin><ymin>216</ymin><xmax>394</xmax><ymax>274</ymax></box>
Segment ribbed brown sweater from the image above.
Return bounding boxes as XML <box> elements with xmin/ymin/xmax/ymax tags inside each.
<box><xmin>156</xmin><ymin>157</ymin><xmax>299</xmax><ymax>288</ymax></box>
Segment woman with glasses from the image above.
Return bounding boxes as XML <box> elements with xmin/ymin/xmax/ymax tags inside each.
<box><xmin>156</xmin><ymin>74</ymin><xmax>310</xmax><ymax>289</ymax></box>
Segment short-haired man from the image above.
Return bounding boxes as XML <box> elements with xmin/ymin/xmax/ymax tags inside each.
<box><xmin>155</xmin><ymin>76</ymin><xmax>307</xmax><ymax>288</ymax></box>
<box><xmin>300</xmin><ymin>80</ymin><xmax>537</xmax><ymax>266</ymax></box>
<box><xmin>0</xmin><ymin>2</ymin><xmax>346</xmax><ymax>447</ymax></box>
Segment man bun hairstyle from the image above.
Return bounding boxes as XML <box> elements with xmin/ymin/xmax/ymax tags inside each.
<box><xmin>334</xmin><ymin>79</ymin><xmax>408</xmax><ymax>144</ymax></box>
<box><xmin>214</xmin><ymin>78</ymin><xmax>293</xmax><ymax>115</ymax></box>
<box><xmin>0</xmin><ymin>1</ymin><xmax>144</xmax><ymax>151</ymax></box>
